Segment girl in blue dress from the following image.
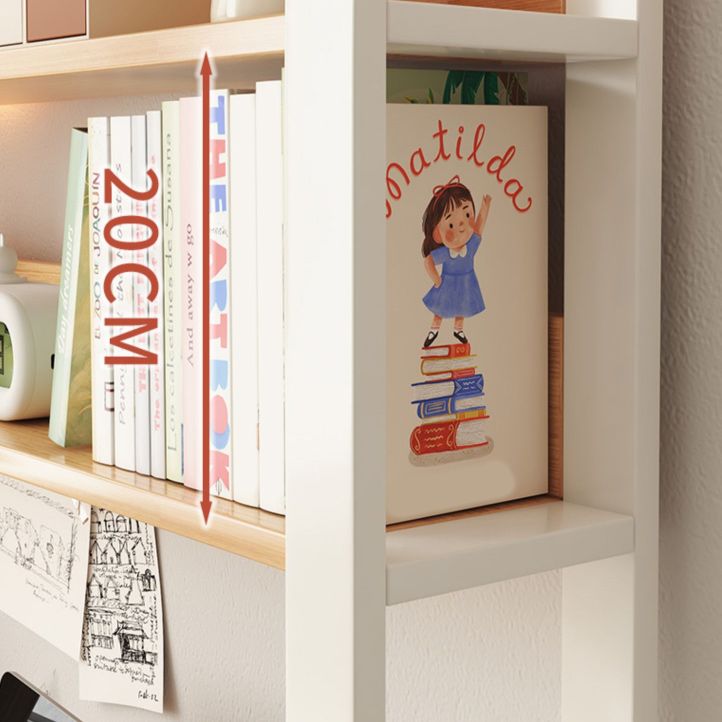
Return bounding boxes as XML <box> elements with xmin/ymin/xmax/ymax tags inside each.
<box><xmin>421</xmin><ymin>176</ymin><xmax>492</xmax><ymax>348</ymax></box>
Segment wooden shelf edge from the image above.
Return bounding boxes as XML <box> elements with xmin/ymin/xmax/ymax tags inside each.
<box><xmin>0</xmin><ymin>16</ymin><xmax>285</xmax><ymax>81</ymax></box>
<box><xmin>0</xmin><ymin>421</ymin><xmax>285</xmax><ymax>570</ymax></box>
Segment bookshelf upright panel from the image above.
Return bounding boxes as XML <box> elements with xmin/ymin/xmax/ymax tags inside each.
<box><xmin>285</xmin><ymin>0</ymin><xmax>387</xmax><ymax>720</ymax></box>
<box><xmin>562</xmin><ymin>0</ymin><xmax>661</xmax><ymax>719</ymax></box>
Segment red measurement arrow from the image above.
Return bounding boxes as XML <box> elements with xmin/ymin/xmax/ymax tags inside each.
<box><xmin>200</xmin><ymin>52</ymin><xmax>212</xmax><ymax>525</ymax></box>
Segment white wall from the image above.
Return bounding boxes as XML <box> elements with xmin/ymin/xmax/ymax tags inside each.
<box><xmin>660</xmin><ymin>1</ymin><xmax>722</xmax><ymax>720</ymax></box>
<box><xmin>0</xmin><ymin>95</ymin><xmax>562</xmax><ymax>721</ymax></box>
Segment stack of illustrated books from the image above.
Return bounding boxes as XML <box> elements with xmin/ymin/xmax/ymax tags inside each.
<box><xmin>410</xmin><ymin>343</ymin><xmax>489</xmax><ymax>457</ymax></box>
<box><xmin>49</xmin><ymin>68</ymin><xmax>553</xmax><ymax>523</ymax></box>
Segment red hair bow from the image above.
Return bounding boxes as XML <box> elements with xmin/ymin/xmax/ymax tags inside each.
<box><xmin>432</xmin><ymin>175</ymin><xmax>463</xmax><ymax>197</ymax></box>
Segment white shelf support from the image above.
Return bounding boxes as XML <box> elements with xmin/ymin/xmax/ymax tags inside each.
<box><xmin>562</xmin><ymin>0</ymin><xmax>661</xmax><ymax>719</ymax></box>
<box><xmin>285</xmin><ymin>0</ymin><xmax>387</xmax><ymax>720</ymax></box>
<box><xmin>386</xmin><ymin>502</ymin><xmax>634</xmax><ymax>606</ymax></box>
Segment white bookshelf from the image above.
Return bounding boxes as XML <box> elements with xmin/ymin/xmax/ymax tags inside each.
<box><xmin>0</xmin><ymin>2</ymin><xmax>661</xmax><ymax>720</ymax></box>
<box><xmin>286</xmin><ymin>0</ymin><xmax>660</xmax><ymax>720</ymax></box>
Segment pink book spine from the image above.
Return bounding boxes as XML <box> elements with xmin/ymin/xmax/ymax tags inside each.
<box><xmin>208</xmin><ymin>89</ymin><xmax>232</xmax><ymax>500</ymax></box>
<box><xmin>180</xmin><ymin>97</ymin><xmax>203</xmax><ymax>490</ymax></box>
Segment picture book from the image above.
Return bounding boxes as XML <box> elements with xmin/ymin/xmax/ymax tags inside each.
<box><xmin>230</xmin><ymin>92</ymin><xmax>260</xmax><ymax>508</ymax></box>
<box><xmin>131</xmin><ymin>115</ymin><xmax>150</xmax><ymax>476</ymax></box>
<box><xmin>109</xmin><ymin>116</ymin><xmax>135</xmax><ymax>472</ymax></box>
<box><xmin>180</xmin><ymin>96</ymin><xmax>203</xmax><ymax>491</ymax></box>
<box><xmin>256</xmin><ymin>80</ymin><xmax>285</xmax><ymax>514</ymax></box>
<box><xmin>162</xmin><ymin>101</ymin><xmax>183</xmax><ymax>483</ymax></box>
<box><xmin>208</xmin><ymin>89</ymin><xmax>232</xmax><ymax>500</ymax></box>
<box><xmin>386</xmin><ymin>103</ymin><xmax>548</xmax><ymax>523</ymax></box>
<box><xmin>49</xmin><ymin>127</ymin><xmax>92</xmax><ymax>448</ymax></box>
<box><xmin>88</xmin><ymin>117</ymin><xmax>115</xmax><ymax>465</ymax></box>
<box><xmin>147</xmin><ymin>110</ymin><xmax>166</xmax><ymax>480</ymax></box>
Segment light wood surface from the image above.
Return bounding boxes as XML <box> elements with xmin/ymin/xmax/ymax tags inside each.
<box><xmin>0</xmin><ymin>16</ymin><xmax>284</xmax><ymax>104</ymax></box>
<box><xmin>16</xmin><ymin>259</ymin><xmax>61</xmax><ymax>284</ymax></box>
<box><xmin>549</xmin><ymin>312</ymin><xmax>563</xmax><ymax>497</ymax></box>
<box><xmin>0</xmin><ymin>418</ymin><xmax>286</xmax><ymax>568</ymax></box>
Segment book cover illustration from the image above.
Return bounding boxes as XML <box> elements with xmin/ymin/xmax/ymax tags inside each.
<box><xmin>386</xmin><ymin>104</ymin><xmax>548</xmax><ymax>523</ymax></box>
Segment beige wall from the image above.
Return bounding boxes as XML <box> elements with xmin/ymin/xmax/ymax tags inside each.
<box><xmin>660</xmin><ymin>1</ymin><xmax>722</xmax><ymax>719</ymax></box>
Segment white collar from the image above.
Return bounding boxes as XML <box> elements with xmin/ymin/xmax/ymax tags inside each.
<box><xmin>449</xmin><ymin>245</ymin><xmax>467</xmax><ymax>259</ymax></box>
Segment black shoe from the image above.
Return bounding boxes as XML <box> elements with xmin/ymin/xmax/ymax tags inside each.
<box><xmin>423</xmin><ymin>331</ymin><xmax>439</xmax><ymax>348</ymax></box>
<box><xmin>453</xmin><ymin>330</ymin><xmax>468</xmax><ymax>344</ymax></box>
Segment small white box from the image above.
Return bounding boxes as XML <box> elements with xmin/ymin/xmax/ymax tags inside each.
<box><xmin>0</xmin><ymin>0</ymin><xmax>22</xmax><ymax>47</ymax></box>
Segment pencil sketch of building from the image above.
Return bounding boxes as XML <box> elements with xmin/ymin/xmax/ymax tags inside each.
<box><xmin>0</xmin><ymin>504</ymin><xmax>76</xmax><ymax>592</ymax></box>
<box><xmin>82</xmin><ymin>507</ymin><xmax>161</xmax><ymax>677</ymax></box>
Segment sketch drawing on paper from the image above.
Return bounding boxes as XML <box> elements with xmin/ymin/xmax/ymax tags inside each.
<box><xmin>0</xmin><ymin>474</ymin><xmax>90</xmax><ymax>659</ymax></box>
<box><xmin>0</xmin><ymin>503</ymin><xmax>78</xmax><ymax>593</ymax></box>
<box><xmin>80</xmin><ymin>508</ymin><xmax>164</xmax><ymax>713</ymax></box>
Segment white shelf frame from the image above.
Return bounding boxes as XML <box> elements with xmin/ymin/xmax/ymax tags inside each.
<box><xmin>0</xmin><ymin>1</ymin><xmax>660</xmax><ymax>719</ymax></box>
<box><xmin>386</xmin><ymin>501</ymin><xmax>634</xmax><ymax>605</ymax></box>
<box><xmin>286</xmin><ymin>0</ymin><xmax>660</xmax><ymax>720</ymax></box>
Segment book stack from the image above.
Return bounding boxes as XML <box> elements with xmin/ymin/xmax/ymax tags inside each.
<box><xmin>409</xmin><ymin>343</ymin><xmax>489</xmax><ymax>458</ymax></box>
<box><xmin>50</xmin><ymin>80</ymin><xmax>286</xmax><ymax>514</ymax></box>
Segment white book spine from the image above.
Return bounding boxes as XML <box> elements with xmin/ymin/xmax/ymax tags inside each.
<box><xmin>180</xmin><ymin>96</ymin><xmax>203</xmax><ymax>491</ymax></box>
<box><xmin>230</xmin><ymin>93</ymin><xmax>260</xmax><ymax>507</ymax></box>
<box><xmin>147</xmin><ymin>110</ymin><xmax>166</xmax><ymax>480</ymax></box>
<box><xmin>208</xmin><ymin>89</ymin><xmax>232</xmax><ymax>500</ymax></box>
<box><xmin>162</xmin><ymin>101</ymin><xmax>183</xmax><ymax>483</ymax></box>
<box><xmin>109</xmin><ymin>116</ymin><xmax>135</xmax><ymax>471</ymax></box>
<box><xmin>132</xmin><ymin>114</ymin><xmax>151</xmax><ymax>476</ymax></box>
<box><xmin>256</xmin><ymin>80</ymin><xmax>285</xmax><ymax>514</ymax></box>
<box><xmin>88</xmin><ymin>117</ymin><xmax>114</xmax><ymax>465</ymax></box>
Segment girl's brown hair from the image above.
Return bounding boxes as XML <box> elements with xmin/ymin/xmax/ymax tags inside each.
<box><xmin>421</xmin><ymin>180</ymin><xmax>475</xmax><ymax>257</ymax></box>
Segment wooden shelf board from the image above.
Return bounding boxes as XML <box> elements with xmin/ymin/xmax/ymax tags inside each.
<box><xmin>0</xmin><ymin>419</ymin><xmax>286</xmax><ymax>569</ymax></box>
<box><xmin>0</xmin><ymin>16</ymin><xmax>285</xmax><ymax>104</ymax></box>
<box><xmin>385</xmin><ymin>497</ymin><xmax>634</xmax><ymax>604</ymax></box>
<box><xmin>387</xmin><ymin>1</ymin><xmax>638</xmax><ymax>62</ymax></box>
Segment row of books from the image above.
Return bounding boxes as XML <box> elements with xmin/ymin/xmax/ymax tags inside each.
<box><xmin>49</xmin><ymin>81</ymin><xmax>286</xmax><ymax>514</ymax></box>
<box><xmin>49</xmin><ymin>66</ymin><xmax>552</xmax><ymax>525</ymax></box>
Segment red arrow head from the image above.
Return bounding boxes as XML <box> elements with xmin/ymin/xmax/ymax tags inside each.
<box><xmin>200</xmin><ymin>498</ymin><xmax>213</xmax><ymax>525</ymax></box>
<box><xmin>200</xmin><ymin>53</ymin><xmax>212</xmax><ymax>77</ymax></box>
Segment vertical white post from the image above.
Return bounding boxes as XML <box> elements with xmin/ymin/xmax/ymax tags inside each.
<box><xmin>562</xmin><ymin>1</ymin><xmax>661</xmax><ymax>720</ymax></box>
<box><xmin>285</xmin><ymin>0</ymin><xmax>387</xmax><ymax>721</ymax></box>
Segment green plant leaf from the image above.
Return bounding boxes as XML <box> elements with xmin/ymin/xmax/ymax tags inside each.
<box><xmin>461</xmin><ymin>71</ymin><xmax>484</xmax><ymax>105</ymax></box>
<box><xmin>443</xmin><ymin>70</ymin><xmax>465</xmax><ymax>104</ymax></box>
<box><xmin>483</xmin><ymin>72</ymin><xmax>500</xmax><ymax>105</ymax></box>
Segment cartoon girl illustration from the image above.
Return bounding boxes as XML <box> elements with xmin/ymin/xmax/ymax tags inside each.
<box><xmin>421</xmin><ymin>176</ymin><xmax>492</xmax><ymax>348</ymax></box>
